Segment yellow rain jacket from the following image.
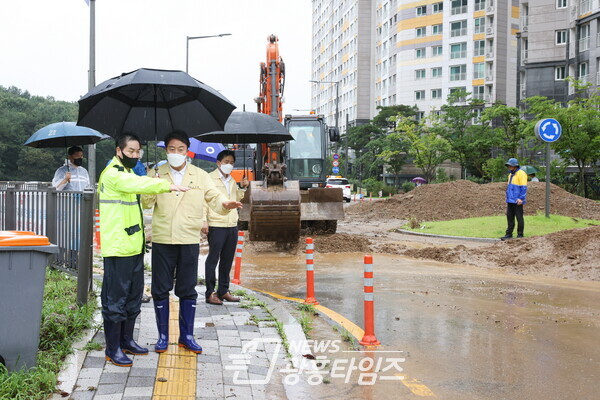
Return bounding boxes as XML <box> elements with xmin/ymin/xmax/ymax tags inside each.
<box><xmin>203</xmin><ymin>169</ymin><xmax>246</xmax><ymax>228</ymax></box>
<box><xmin>98</xmin><ymin>156</ymin><xmax>171</xmax><ymax>257</ymax></box>
<box><xmin>142</xmin><ymin>163</ymin><xmax>230</xmax><ymax>244</ymax></box>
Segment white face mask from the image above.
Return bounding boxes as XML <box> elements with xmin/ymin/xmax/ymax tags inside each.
<box><xmin>219</xmin><ymin>163</ymin><xmax>234</xmax><ymax>175</ymax></box>
<box><xmin>167</xmin><ymin>153</ymin><xmax>187</xmax><ymax>168</ymax></box>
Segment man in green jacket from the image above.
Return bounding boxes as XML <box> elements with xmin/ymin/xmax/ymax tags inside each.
<box><xmin>99</xmin><ymin>133</ymin><xmax>189</xmax><ymax>367</ymax></box>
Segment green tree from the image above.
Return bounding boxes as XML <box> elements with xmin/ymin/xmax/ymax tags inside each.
<box><xmin>481</xmin><ymin>102</ymin><xmax>530</xmax><ymax>157</ymax></box>
<box><xmin>522</xmin><ymin>79</ymin><xmax>600</xmax><ymax>196</ymax></box>
<box><xmin>392</xmin><ymin>116</ymin><xmax>450</xmax><ymax>182</ymax></box>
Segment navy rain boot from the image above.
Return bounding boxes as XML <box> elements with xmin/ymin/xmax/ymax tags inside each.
<box><xmin>104</xmin><ymin>320</ymin><xmax>133</xmax><ymax>367</ymax></box>
<box><xmin>121</xmin><ymin>317</ymin><xmax>148</xmax><ymax>355</ymax></box>
<box><xmin>154</xmin><ymin>299</ymin><xmax>170</xmax><ymax>353</ymax></box>
<box><xmin>178</xmin><ymin>299</ymin><xmax>203</xmax><ymax>354</ymax></box>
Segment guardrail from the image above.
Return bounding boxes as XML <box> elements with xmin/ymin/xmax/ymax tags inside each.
<box><xmin>0</xmin><ymin>181</ymin><xmax>95</xmax><ymax>305</ymax></box>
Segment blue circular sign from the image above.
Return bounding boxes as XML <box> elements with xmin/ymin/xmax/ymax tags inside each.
<box><xmin>333</xmin><ymin>153</ymin><xmax>340</xmax><ymax>160</ymax></box>
<box><xmin>332</xmin><ymin>166</ymin><xmax>340</xmax><ymax>174</ymax></box>
<box><xmin>535</xmin><ymin>118</ymin><xmax>562</xmax><ymax>143</ymax></box>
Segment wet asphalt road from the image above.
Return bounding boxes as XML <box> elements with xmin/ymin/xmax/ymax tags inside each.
<box><xmin>236</xmin><ymin>251</ymin><xmax>600</xmax><ymax>400</ymax></box>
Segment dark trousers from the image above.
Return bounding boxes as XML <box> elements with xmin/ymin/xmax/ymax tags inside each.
<box><xmin>151</xmin><ymin>243</ymin><xmax>199</xmax><ymax>302</ymax></box>
<box><xmin>506</xmin><ymin>203</ymin><xmax>524</xmax><ymax>236</ymax></box>
<box><xmin>205</xmin><ymin>226</ymin><xmax>238</xmax><ymax>299</ymax></box>
<box><xmin>101</xmin><ymin>254</ymin><xmax>144</xmax><ymax>323</ymax></box>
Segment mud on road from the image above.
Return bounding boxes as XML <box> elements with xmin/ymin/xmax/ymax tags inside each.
<box><xmin>245</xmin><ymin>180</ymin><xmax>600</xmax><ymax>282</ymax></box>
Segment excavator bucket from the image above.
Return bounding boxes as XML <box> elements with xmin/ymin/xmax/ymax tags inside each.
<box><xmin>247</xmin><ymin>180</ymin><xmax>301</xmax><ymax>242</ymax></box>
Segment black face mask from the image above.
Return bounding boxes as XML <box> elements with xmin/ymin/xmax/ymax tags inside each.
<box><xmin>73</xmin><ymin>158</ymin><xmax>83</xmax><ymax>167</ymax></box>
<box><xmin>119</xmin><ymin>153</ymin><xmax>139</xmax><ymax>169</ymax></box>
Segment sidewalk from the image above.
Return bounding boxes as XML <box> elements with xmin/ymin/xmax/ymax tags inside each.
<box><xmin>64</xmin><ymin>275</ymin><xmax>301</xmax><ymax>400</ymax></box>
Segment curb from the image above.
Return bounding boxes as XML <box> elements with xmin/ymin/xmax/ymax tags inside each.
<box><xmin>394</xmin><ymin>228</ymin><xmax>500</xmax><ymax>243</ymax></box>
<box><xmin>231</xmin><ymin>284</ymin><xmax>316</xmax><ymax>370</ymax></box>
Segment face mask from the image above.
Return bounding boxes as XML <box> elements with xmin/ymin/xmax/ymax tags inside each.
<box><xmin>119</xmin><ymin>153</ymin><xmax>139</xmax><ymax>169</ymax></box>
<box><xmin>219</xmin><ymin>163</ymin><xmax>234</xmax><ymax>175</ymax></box>
<box><xmin>167</xmin><ymin>153</ymin><xmax>187</xmax><ymax>168</ymax></box>
<box><xmin>73</xmin><ymin>158</ymin><xmax>83</xmax><ymax>167</ymax></box>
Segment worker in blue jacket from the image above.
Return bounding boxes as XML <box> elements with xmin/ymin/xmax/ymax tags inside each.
<box><xmin>501</xmin><ymin>158</ymin><xmax>528</xmax><ymax>240</ymax></box>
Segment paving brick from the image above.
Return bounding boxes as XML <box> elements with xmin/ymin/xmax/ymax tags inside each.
<box><xmin>99</xmin><ymin>372</ymin><xmax>129</xmax><ymax>384</ymax></box>
<box><xmin>224</xmin><ymin>384</ymin><xmax>253</xmax><ymax>399</ymax></box>
<box><xmin>128</xmin><ymin>367</ymin><xmax>155</xmax><ymax>377</ymax></box>
<box><xmin>126</xmin><ymin>376</ymin><xmax>155</xmax><ymax>387</ymax></box>
<box><xmin>95</xmin><ymin>383</ymin><xmax>126</xmax><ymax>395</ymax></box>
<box><xmin>196</xmin><ymin>379</ymin><xmax>224</xmax><ymax>398</ymax></box>
<box><xmin>68</xmin><ymin>391</ymin><xmax>95</xmax><ymax>400</ymax></box>
<box><xmin>123</xmin><ymin>386</ymin><xmax>153</xmax><ymax>397</ymax></box>
<box><xmin>82</xmin><ymin>356</ymin><xmax>105</xmax><ymax>369</ymax></box>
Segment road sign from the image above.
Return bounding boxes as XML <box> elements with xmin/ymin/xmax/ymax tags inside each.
<box><xmin>332</xmin><ymin>160</ymin><xmax>340</xmax><ymax>167</ymax></box>
<box><xmin>535</xmin><ymin>118</ymin><xmax>562</xmax><ymax>143</ymax></box>
<box><xmin>333</xmin><ymin>153</ymin><xmax>340</xmax><ymax>160</ymax></box>
<box><xmin>332</xmin><ymin>166</ymin><xmax>340</xmax><ymax>174</ymax></box>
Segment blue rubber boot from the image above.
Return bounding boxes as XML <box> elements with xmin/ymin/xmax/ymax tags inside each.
<box><xmin>121</xmin><ymin>317</ymin><xmax>148</xmax><ymax>355</ymax></box>
<box><xmin>104</xmin><ymin>320</ymin><xmax>133</xmax><ymax>367</ymax></box>
<box><xmin>153</xmin><ymin>299</ymin><xmax>169</xmax><ymax>353</ymax></box>
<box><xmin>178</xmin><ymin>299</ymin><xmax>203</xmax><ymax>354</ymax></box>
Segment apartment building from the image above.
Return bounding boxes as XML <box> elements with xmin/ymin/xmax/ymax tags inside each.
<box><xmin>310</xmin><ymin>0</ymin><xmax>520</xmax><ymax>131</ymax></box>
<box><xmin>518</xmin><ymin>0</ymin><xmax>600</xmax><ymax>103</ymax></box>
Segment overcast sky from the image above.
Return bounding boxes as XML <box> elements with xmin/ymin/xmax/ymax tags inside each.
<box><xmin>0</xmin><ymin>0</ymin><xmax>312</xmax><ymax>112</ymax></box>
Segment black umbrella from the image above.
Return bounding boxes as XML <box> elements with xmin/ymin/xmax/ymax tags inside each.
<box><xmin>77</xmin><ymin>68</ymin><xmax>236</xmax><ymax>141</ymax></box>
<box><xmin>195</xmin><ymin>111</ymin><xmax>293</xmax><ymax>144</ymax></box>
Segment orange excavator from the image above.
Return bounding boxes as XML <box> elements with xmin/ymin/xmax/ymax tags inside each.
<box><xmin>237</xmin><ymin>35</ymin><xmax>344</xmax><ymax>242</ymax></box>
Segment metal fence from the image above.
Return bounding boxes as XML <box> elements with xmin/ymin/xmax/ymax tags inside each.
<box><xmin>0</xmin><ymin>181</ymin><xmax>95</xmax><ymax>304</ymax></box>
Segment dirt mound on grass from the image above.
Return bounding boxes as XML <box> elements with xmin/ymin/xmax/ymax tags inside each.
<box><xmin>401</xmin><ymin>225</ymin><xmax>600</xmax><ymax>281</ymax></box>
<box><xmin>346</xmin><ymin>180</ymin><xmax>600</xmax><ymax>222</ymax></box>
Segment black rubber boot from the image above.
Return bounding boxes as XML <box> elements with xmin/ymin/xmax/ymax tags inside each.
<box><xmin>104</xmin><ymin>320</ymin><xmax>133</xmax><ymax>367</ymax></box>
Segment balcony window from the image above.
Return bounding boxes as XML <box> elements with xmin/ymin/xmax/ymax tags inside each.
<box><xmin>433</xmin><ymin>2</ymin><xmax>444</xmax><ymax>13</ymax></box>
<box><xmin>555</xmin><ymin>66</ymin><xmax>566</xmax><ymax>80</ymax></box>
<box><xmin>474</xmin><ymin>40</ymin><xmax>486</xmax><ymax>56</ymax></box>
<box><xmin>416</xmin><ymin>5</ymin><xmax>427</xmax><ymax>16</ymax></box>
<box><xmin>415</xmin><ymin>69</ymin><xmax>426</xmax><ymax>80</ymax></box>
<box><xmin>474</xmin><ymin>17</ymin><xmax>486</xmax><ymax>34</ymax></box>
<box><xmin>473</xmin><ymin>86</ymin><xmax>485</xmax><ymax>100</ymax></box>
<box><xmin>557</xmin><ymin>0</ymin><xmax>568</xmax><ymax>8</ymax></box>
<box><xmin>451</xmin><ymin>20</ymin><xmax>467</xmax><ymax>37</ymax></box>
<box><xmin>432</xmin><ymin>24</ymin><xmax>443</xmax><ymax>35</ymax></box>
<box><xmin>431</xmin><ymin>88</ymin><xmax>442</xmax><ymax>99</ymax></box>
<box><xmin>475</xmin><ymin>0</ymin><xmax>487</xmax><ymax>11</ymax></box>
<box><xmin>415</xmin><ymin>48</ymin><xmax>426</xmax><ymax>58</ymax></box>
<box><xmin>450</xmin><ymin>65</ymin><xmax>467</xmax><ymax>81</ymax></box>
<box><xmin>432</xmin><ymin>45</ymin><xmax>443</xmax><ymax>56</ymax></box>
<box><xmin>451</xmin><ymin>0</ymin><xmax>468</xmax><ymax>15</ymax></box>
<box><xmin>450</xmin><ymin>43</ymin><xmax>467</xmax><ymax>59</ymax></box>
<box><xmin>431</xmin><ymin>67</ymin><xmax>443</xmax><ymax>78</ymax></box>
<box><xmin>415</xmin><ymin>90</ymin><xmax>426</xmax><ymax>101</ymax></box>
<box><xmin>416</xmin><ymin>27</ymin><xmax>426</xmax><ymax>38</ymax></box>
<box><xmin>474</xmin><ymin>63</ymin><xmax>485</xmax><ymax>79</ymax></box>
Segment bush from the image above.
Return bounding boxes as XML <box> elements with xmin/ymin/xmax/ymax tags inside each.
<box><xmin>401</xmin><ymin>181</ymin><xmax>416</xmax><ymax>193</ymax></box>
<box><xmin>483</xmin><ymin>157</ymin><xmax>507</xmax><ymax>182</ymax></box>
<box><xmin>362</xmin><ymin>178</ymin><xmax>383</xmax><ymax>196</ymax></box>
<box><xmin>382</xmin><ymin>185</ymin><xmax>397</xmax><ymax>196</ymax></box>
<box><xmin>432</xmin><ymin>168</ymin><xmax>451</xmax><ymax>183</ymax></box>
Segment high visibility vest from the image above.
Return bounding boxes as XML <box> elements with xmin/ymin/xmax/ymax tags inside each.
<box><xmin>98</xmin><ymin>156</ymin><xmax>170</xmax><ymax>257</ymax></box>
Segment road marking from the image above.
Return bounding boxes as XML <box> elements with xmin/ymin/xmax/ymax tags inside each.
<box><xmin>152</xmin><ymin>299</ymin><xmax>196</xmax><ymax>400</ymax></box>
<box><xmin>250</xmin><ymin>287</ymin><xmax>437</xmax><ymax>397</ymax></box>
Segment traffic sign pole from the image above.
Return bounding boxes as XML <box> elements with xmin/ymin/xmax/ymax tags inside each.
<box><xmin>535</xmin><ymin>118</ymin><xmax>561</xmax><ymax>219</ymax></box>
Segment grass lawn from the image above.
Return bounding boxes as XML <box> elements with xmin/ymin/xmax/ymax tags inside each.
<box><xmin>0</xmin><ymin>269</ymin><xmax>96</xmax><ymax>400</ymax></box>
<box><xmin>403</xmin><ymin>214</ymin><xmax>600</xmax><ymax>238</ymax></box>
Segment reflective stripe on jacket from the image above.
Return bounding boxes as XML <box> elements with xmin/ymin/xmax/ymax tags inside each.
<box><xmin>99</xmin><ymin>156</ymin><xmax>171</xmax><ymax>257</ymax></box>
<box><xmin>204</xmin><ymin>169</ymin><xmax>246</xmax><ymax>228</ymax></box>
<box><xmin>141</xmin><ymin>163</ymin><xmax>229</xmax><ymax>244</ymax></box>
<box><xmin>506</xmin><ymin>168</ymin><xmax>528</xmax><ymax>204</ymax></box>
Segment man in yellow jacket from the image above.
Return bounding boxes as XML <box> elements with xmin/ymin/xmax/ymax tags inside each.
<box><xmin>142</xmin><ymin>132</ymin><xmax>242</xmax><ymax>354</ymax></box>
<box><xmin>99</xmin><ymin>133</ymin><xmax>190</xmax><ymax>367</ymax></box>
<box><xmin>202</xmin><ymin>150</ymin><xmax>249</xmax><ymax>305</ymax></box>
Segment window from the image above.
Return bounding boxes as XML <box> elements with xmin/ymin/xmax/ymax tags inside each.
<box><xmin>474</xmin><ymin>63</ymin><xmax>485</xmax><ymax>79</ymax></box>
<box><xmin>472</xmin><ymin>108</ymin><xmax>484</xmax><ymax>124</ymax></box>
<box><xmin>431</xmin><ymin>88</ymin><xmax>442</xmax><ymax>99</ymax></box>
<box><xmin>556</xmin><ymin>30</ymin><xmax>567</xmax><ymax>45</ymax></box>
<box><xmin>431</xmin><ymin>67</ymin><xmax>442</xmax><ymax>78</ymax></box>
<box><xmin>474</xmin><ymin>40</ymin><xmax>486</xmax><ymax>56</ymax></box>
<box><xmin>416</xmin><ymin>6</ymin><xmax>427</xmax><ymax>16</ymax></box>
<box><xmin>450</xmin><ymin>43</ymin><xmax>467</xmax><ymax>59</ymax></box>
<box><xmin>432</xmin><ymin>45</ymin><xmax>443</xmax><ymax>56</ymax></box>
<box><xmin>474</xmin><ymin>17</ymin><xmax>486</xmax><ymax>34</ymax></box>
<box><xmin>416</xmin><ymin>111</ymin><xmax>426</xmax><ymax>121</ymax></box>
<box><xmin>433</xmin><ymin>2</ymin><xmax>443</xmax><ymax>13</ymax></box>
<box><xmin>451</xmin><ymin>20</ymin><xmax>467</xmax><ymax>37</ymax></box>
<box><xmin>578</xmin><ymin>24</ymin><xmax>590</xmax><ymax>51</ymax></box>
<box><xmin>432</xmin><ymin>24</ymin><xmax>443</xmax><ymax>35</ymax></box>
<box><xmin>579</xmin><ymin>62</ymin><xmax>588</xmax><ymax>78</ymax></box>
<box><xmin>450</xmin><ymin>65</ymin><xmax>467</xmax><ymax>81</ymax></box>
<box><xmin>415</xmin><ymin>69</ymin><xmax>426</xmax><ymax>80</ymax></box>
<box><xmin>555</xmin><ymin>66</ymin><xmax>566</xmax><ymax>80</ymax></box>
<box><xmin>451</xmin><ymin>0</ymin><xmax>468</xmax><ymax>15</ymax></box>
<box><xmin>415</xmin><ymin>47</ymin><xmax>426</xmax><ymax>58</ymax></box>
<box><xmin>557</xmin><ymin>0</ymin><xmax>568</xmax><ymax>8</ymax></box>
<box><xmin>475</xmin><ymin>0</ymin><xmax>487</xmax><ymax>11</ymax></box>
<box><xmin>416</xmin><ymin>27</ymin><xmax>426</xmax><ymax>38</ymax></box>
<box><xmin>473</xmin><ymin>86</ymin><xmax>485</xmax><ymax>100</ymax></box>
<box><xmin>415</xmin><ymin>90</ymin><xmax>426</xmax><ymax>101</ymax></box>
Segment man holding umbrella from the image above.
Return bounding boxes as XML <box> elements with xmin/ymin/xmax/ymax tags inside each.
<box><xmin>142</xmin><ymin>131</ymin><xmax>242</xmax><ymax>355</ymax></box>
<box><xmin>52</xmin><ymin>146</ymin><xmax>90</xmax><ymax>191</ymax></box>
<box><xmin>99</xmin><ymin>133</ymin><xmax>190</xmax><ymax>367</ymax></box>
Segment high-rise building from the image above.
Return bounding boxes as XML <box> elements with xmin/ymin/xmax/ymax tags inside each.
<box><xmin>310</xmin><ymin>0</ymin><xmax>520</xmax><ymax>131</ymax></box>
<box><xmin>518</xmin><ymin>0</ymin><xmax>600</xmax><ymax>104</ymax></box>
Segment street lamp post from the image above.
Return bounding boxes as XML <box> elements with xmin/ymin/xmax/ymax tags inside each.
<box><xmin>186</xmin><ymin>33</ymin><xmax>232</xmax><ymax>73</ymax></box>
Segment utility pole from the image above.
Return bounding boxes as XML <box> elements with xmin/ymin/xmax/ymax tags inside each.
<box><xmin>87</xmin><ymin>0</ymin><xmax>96</xmax><ymax>184</ymax></box>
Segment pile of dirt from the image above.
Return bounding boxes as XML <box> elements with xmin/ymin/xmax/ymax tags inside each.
<box><xmin>346</xmin><ymin>180</ymin><xmax>600</xmax><ymax>222</ymax></box>
<box><xmin>312</xmin><ymin>233</ymin><xmax>372</xmax><ymax>253</ymax></box>
<box><xmin>400</xmin><ymin>225</ymin><xmax>600</xmax><ymax>281</ymax></box>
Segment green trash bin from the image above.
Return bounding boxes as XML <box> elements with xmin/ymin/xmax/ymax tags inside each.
<box><xmin>0</xmin><ymin>231</ymin><xmax>58</xmax><ymax>371</ymax></box>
